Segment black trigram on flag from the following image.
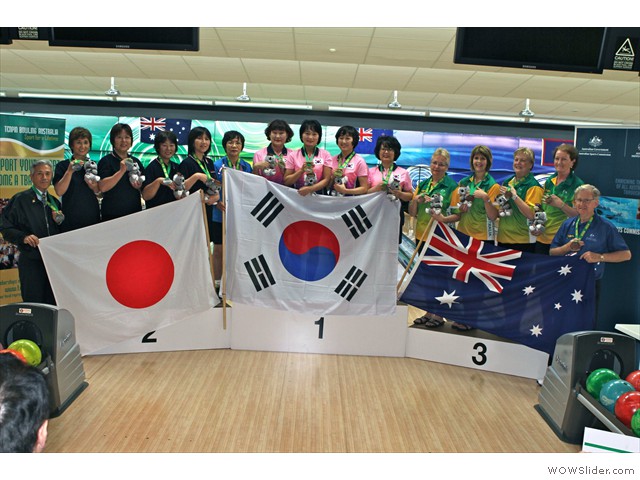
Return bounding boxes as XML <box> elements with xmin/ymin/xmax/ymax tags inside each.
<box><xmin>342</xmin><ymin>205</ymin><xmax>372</xmax><ymax>239</ymax></box>
<box><xmin>244</xmin><ymin>255</ymin><xmax>276</xmax><ymax>292</ymax></box>
<box><xmin>334</xmin><ymin>266</ymin><xmax>368</xmax><ymax>301</ymax></box>
<box><xmin>251</xmin><ymin>191</ymin><xmax>284</xmax><ymax>228</ymax></box>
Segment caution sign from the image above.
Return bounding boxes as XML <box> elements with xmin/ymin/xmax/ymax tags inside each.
<box><xmin>613</xmin><ymin>38</ymin><xmax>635</xmax><ymax>70</ymax></box>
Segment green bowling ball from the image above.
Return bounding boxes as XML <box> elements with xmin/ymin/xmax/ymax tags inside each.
<box><xmin>631</xmin><ymin>409</ymin><xmax>640</xmax><ymax>437</ymax></box>
<box><xmin>7</xmin><ymin>339</ymin><xmax>42</xmax><ymax>367</ymax></box>
<box><xmin>585</xmin><ymin>368</ymin><xmax>619</xmax><ymax>398</ymax></box>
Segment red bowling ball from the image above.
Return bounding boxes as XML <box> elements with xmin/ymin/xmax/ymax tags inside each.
<box><xmin>625</xmin><ymin>370</ymin><xmax>640</xmax><ymax>391</ymax></box>
<box><xmin>614</xmin><ymin>390</ymin><xmax>640</xmax><ymax>428</ymax></box>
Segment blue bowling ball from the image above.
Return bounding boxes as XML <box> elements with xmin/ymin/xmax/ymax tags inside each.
<box><xmin>599</xmin><ymin>379</ymin><xmax>635</xmax><ymax>413</ymax></box>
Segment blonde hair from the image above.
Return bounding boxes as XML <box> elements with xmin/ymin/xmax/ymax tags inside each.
<box><xmin>432</xmin><ymin>148</ymin><xmax>450</xmax><ymax>166</ymax></box>
<box><xmin>514</xmin><ymin>147</ymin><xmax>535</xmax><ymax>167</ymax></box>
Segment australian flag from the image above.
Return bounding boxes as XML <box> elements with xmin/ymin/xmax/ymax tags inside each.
<box><xmin>400</xmin><ymin>221</ymin><xmax>596</xmax><ymax>354</ymax></box>
<box><xmin>354</xmin><ymin>128</ymin><xmax>394</xmax><ymax>155</ymax></box>
<box><xmin>139</xmin><ymin>117</ymin><xmax>192</xmax><ymax>145</ymax></box>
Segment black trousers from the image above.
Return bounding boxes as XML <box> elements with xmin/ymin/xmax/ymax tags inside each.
<box><xmin>18</xmin><ymin>256</ymin><xmax>56</xmax><ymax>305</ymax></box>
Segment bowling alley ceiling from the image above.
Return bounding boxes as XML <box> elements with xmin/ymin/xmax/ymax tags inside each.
<box><xmin>1</xmin><ymin>27</ymin><xmax>639</xmax><ymax>125</ymax></box>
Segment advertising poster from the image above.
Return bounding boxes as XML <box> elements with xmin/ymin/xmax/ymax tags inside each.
<box><xmin>0</xmin><ymin>114</ymin><xmax>66</xmax><ymax>303</ymax></box>
<box><xmin>575</xmin><ymin>126</ymin><xmax>640</xmax><ymax>330</ymax></box>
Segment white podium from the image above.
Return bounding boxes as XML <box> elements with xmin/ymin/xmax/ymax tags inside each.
<box><xmin>231</xmin><ymin>303</ymin><xmax>408</xmax><ymax>357</ymax></box>
<box><xmin>406</xmin><ymin>323</ymin><xmax>549</xmax><ymax>381</ymax></box>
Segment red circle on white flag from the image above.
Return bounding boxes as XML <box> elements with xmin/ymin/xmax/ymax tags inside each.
<box><xmin>106</xmin><ymin>240</ymin><xmax>174</xmax><ymax>308</ymax></box>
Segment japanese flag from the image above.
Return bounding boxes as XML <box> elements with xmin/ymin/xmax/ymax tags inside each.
<box><xmin>39</xmin><ymin>193</ymin><xmax>216</xmax><ymax>354</ymax></box>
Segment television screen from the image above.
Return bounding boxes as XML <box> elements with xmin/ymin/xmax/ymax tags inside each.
<box><xmin>0</xmin><ymin>27</ymin><xmax>12</xmax><ymax>45</ymax></box>
<box><xmin>48</xmin><ymin>27</ymin><xmax>199</xmax><ymax>52</ymax></box>
<box><xmin>454</xmin><ymin>27</ymin><xmax>607</xmax><ymax>74</ymax></box>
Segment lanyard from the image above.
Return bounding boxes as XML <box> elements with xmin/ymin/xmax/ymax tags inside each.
<box><xmin>507</xmin><ymin>175</ymin><xmax>526</xmax><ymax>192</ymax></box>
<box><xmin>31</xmin><ymin>186</ymin><xmax>59</xmax><ymax>212</ymax></box>
<box><xmin>158</xmin><ymin>158</ymin><xmax>171</xmax><ymax>178</ymax></box>
<box><xmin>422</xmin><ymin>176</ymin><xmax>445</xmax><ymax>196</ymax></box>
<box><xmin>303</xmin><ymin>147</ymin><xmax>318</xmax><ymax>167</ymax></box>
<box><xmin>224</xmin><ymin>157</ymin><xmax>242</xmax><ymax>170</ymax></box>
<box><xmin>575</xmin><ymin>216</ymin><xmax>594</xmax><ymax>241</ymax></box>
<box><xmin>336</xmin><ymin>151</ymin><xmax>356</xmax><ymax>174</ymax></box>
<box><xmin>468</xmin><ymin>174</ymin><xmax>486</xmax><ymax>195</ymax></box>
<box><xmin>191</xmin><ymin>155</ymin><xmax>211</xmax><ymax>179</ymax></box>
<box><xmin>378</xmin><ymin>163</ymin><xmax>396</xmax><ymax>186</ymax></box>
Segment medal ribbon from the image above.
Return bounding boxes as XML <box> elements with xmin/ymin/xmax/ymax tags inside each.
<box><xmin>378</xmin><ymin>163</ymin><xmax>396</xmax><ymax>186</ymax></box>
<box><xmin>574</xmin><ymin>216</ymin><xmax>594</xmax><ymax>242</ymax></box>
<box><xmin>158</xmin><ymin>158</ymin><xmax>171</xmax><ymax>178</ymax></box>
<box><xmin>336</xmin><ymin>151</ymin><xmax>356</xmax><ymax>175</ymax></box>
<box><xmin>31</xmin><ymin>186</ymin><xmax>60</xmax><ymax>212</ymax></box>
<box><xmin>192</xmin><ymin>155</ymin><xmax>212</xmax><ymax>179</ymax></box>
<box><xmin>224</xmin><ymin>157</ymin><xmax>241</xmax><ymax>170</ymax></box>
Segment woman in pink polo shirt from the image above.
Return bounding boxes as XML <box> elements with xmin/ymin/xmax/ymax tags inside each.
<box><xmin>284</xmin><ymin>119</ymin><xmax>333</xmax><ymax>196</ymax></box>
<box><xmin>367</xmin><ymin>135</ymin><xmax>413</xmax><ymax>243</ymax></box>
<box><xmin>329</xmin><ymin>125</ymin><xmax>369</xmax><ymax>197</ymax></box>
<box><xmin>252</xmin><ymin>119</ymin><xmax>293</xmax><ymax>185</ymax></box>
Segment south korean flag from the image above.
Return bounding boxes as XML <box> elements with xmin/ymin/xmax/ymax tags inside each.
<box><xmin>224</xmin><ymin>169</ymin><xmax>399</xmax><ymax>316</ymax></box>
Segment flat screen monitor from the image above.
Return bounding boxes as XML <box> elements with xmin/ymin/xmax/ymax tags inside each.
<box><xmin>454</xmin><ymin>27</ymin><xmax>607</xmax><ymax>74</ymax></box>
<box><xmin>0</xmin><ymin>27</ymin><xmax>12</xmax><ymax>45</ymax></box>
<box><xmin>48</xmin><ymin>27</ymin><xmax>199</xmax><ymax>52</ymax></box>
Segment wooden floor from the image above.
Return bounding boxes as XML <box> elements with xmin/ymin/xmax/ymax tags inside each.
<box><xmin>45</xmin><ymin>347</ymin><xmax>580</xmax><ymax>453</ymax></box>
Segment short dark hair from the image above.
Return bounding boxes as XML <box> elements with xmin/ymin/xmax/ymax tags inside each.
<box><xmin>222</xmin><ymin>130</ymin><xmax>245</xmax><ymax>150</ymax></box>
<box><xmin>299</xmin><ymin>120</ymin><xmax>322</xmax><ymax>143</ymax></box>
<box><xmin>0</xmin><ymin>353</ymin><xmax>50</xmax><ymax>453</ymax></box>
<box><xmin>335</xmin><ymin>125</ymin><xmax>359</xmax><ymax>148</ymax></box>
<box><xmin>153</xmin><ymin>130</ymin><xmax>178</xmax><ymax>155</ymax></box>
<box><xmin>187</xmin><ymin>126</ymin><xmax>212</xmax><ymax>156</ymax></box>
<box><xmin>265</xmin><ymin>119</ymin><xmax>293</xmax><ymax>143</ymax></box>
<box><xmin>68</xmin><ymin>126</ymin><xmax>92</xmax><ymax>152</ymax></box>
<box><xmin>109</xmin><ymin>123</ymin><xmax>133</xmax><ymax>147</ymax></box>
<box><xmin>469</xmin><ymin>145</ymin><xmax>493</xmax><ymax>172</ymax></box>
<box><xmin>553</xmin><ymin>143</ymin><xmax>579</xmax><ymax>171</ymax></box>
<box><xmin>374</xmin><ymin>135</ymin><xmax>401</xmax><ymax>161</ymax></box>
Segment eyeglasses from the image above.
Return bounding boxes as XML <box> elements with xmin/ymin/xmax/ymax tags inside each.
<box><xmin>380</xmin><ymin>147</ymin><xmax>394</xmax><ymax>153</ymax></box>
<box><xmin>574</xmin><ymin>198</ymin><xmax>596</xmax><ymax>204</ymax></box>
<box><xmin>226</xmin><ymin>141</ymin><xmax>242</xmax><ymax>146</ymax></box>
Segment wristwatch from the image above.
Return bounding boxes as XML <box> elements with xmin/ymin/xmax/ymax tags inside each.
<box><xmin>599</xmin><ymin>254</ymin><xmax>605</xmax><ymax>262</ymax></box>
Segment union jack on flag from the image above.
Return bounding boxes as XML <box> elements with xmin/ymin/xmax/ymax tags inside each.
<box><xmin>399</xmin><ymin>221</ymin><xmax>596</xmax><ymax>354</ymax></box>
<box><xmin>354</xmin><ymin>128</ymin><xmax>394</xmax><ymax>155</ymax></box>
<box><xmin>140</xmin><ymin>117</ymin><xmax>166</xmax><ymax>132</ymax></box>
<box><xmin>139</xmin><ymin>117</ymin><xmax>192</xmax><ymax>145</ymax></box>
<box><xmin>422</xmin><ymin>222</ymin><xmax>521</xmax><ymax>293</ymax></box>
<box><xmin>358</xmin><ymin>128</ymin><xmax>373</xmax><ymax>143</ymax></box>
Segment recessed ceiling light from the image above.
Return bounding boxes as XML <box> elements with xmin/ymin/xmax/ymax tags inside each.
<box><xmin>329</xmin><ymin>48</ymin><xmax>336</xmax><ymax>53</ymax></box>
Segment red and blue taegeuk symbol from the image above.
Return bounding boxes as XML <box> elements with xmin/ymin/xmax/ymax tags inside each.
<box><xmin>278</xmin><ymin>221</ymin><xmax>340</xmax><ymax>281</ymax></box>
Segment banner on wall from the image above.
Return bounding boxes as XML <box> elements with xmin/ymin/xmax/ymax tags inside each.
<box><xmin>575</xmin><ymin>126</ymin><xmax>640</xmax><ymax>330</ymax></box>
<box><xmin>0</xmin><ymin>114</ymin><xmax>66</xmax><ymax>305</ymax></box>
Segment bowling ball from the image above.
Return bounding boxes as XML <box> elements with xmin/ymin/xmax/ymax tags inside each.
<box><xmin>7</xmin><ymin>339</ymin><xmax>42</xmax><ymax>367</ymax></box>
<box><xmin>625</xmin><ymin>370</ymin><xmax>640</xmax><ymax>391</ymax></box>
<box><xmin>586</xmin><ymin>368</ymin><xmax>619</xmax><ymax>397</ymax></box>
<box><xmin>599</xmin><ymin>379</ymin><xmax>635</xmax><ymax>413</ymax></box>
<box><xmin>0</xmin><ymin>348</ymin><xmax>27</xmax><ymax>364</ymax></box>
<box><xmin>614</xmin><ymin>391</ymin><xmax>640</xmax><ymax>428</ymax></box>
<box><xmin>631</xmin><ymin>409</ymin><xmax>640</xmax><ymax>437</ymax></box>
